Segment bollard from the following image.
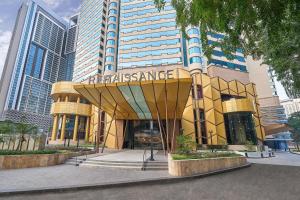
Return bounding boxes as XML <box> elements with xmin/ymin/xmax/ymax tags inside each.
<box><xmin>261</xmin><ymin>152</ymin><xmax>264</xmax><ymax>158</ymax></box>
<box><xmin>269</xmin><ymin>152</ymin><xmax>271</xmax><ymax>157</ymax></box>
<box><xmin>272</xmin><ymin>151</ymin><xmax>274</xmax><ymax>156</ymax></box>
<box><xmin>245</xmin><ymin>152</ymin><xmax>248</xmax><ymax>157</ymax></box>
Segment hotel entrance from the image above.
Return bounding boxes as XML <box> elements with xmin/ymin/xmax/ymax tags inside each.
<box><xmin>123</xmin><ymin>120</ymin><xmax>163</xmax><ymax>149</ymax></box>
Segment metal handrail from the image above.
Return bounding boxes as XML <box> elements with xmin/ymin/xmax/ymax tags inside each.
<box><xmin>141</xmin><ymin>148</ymin><xmax>148</xmax><ymax>171</ymax></box>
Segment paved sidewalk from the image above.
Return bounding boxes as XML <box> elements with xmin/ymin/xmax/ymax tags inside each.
<box><xmin>247</xmin><ymin>151</ymin><xmax>300</xmax><ymax>166</ymax></box>
<box><xmin>0</xmin><ymin>164</ymin><xmax>170</xmax><ymax>193</ymax></box>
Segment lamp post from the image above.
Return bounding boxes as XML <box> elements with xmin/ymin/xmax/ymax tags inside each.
<box><xmin>150</xmin><ymin>120</ymin><xmax>154</xmax><ymax>161</ymax></box>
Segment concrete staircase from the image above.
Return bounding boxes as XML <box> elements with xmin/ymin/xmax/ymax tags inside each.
<box><xmin>65</xmin><ymin>157</ymin><xmax>168</xmax><ymax>170</ymax></box>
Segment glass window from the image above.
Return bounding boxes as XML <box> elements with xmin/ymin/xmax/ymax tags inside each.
<box><xmin>109</xmin><ymin>16</ymin><xmax>117</xmax><ymax>22</ymax></box>
<box><xmin>109</xmin><ymin>2</ymin><xmax>117</xmax><ymax>8</ymax></box>
<box><xmin>107</xmin><ymin>31</ymin><xmax>116</xmax><ymax>37</ymax></box>
<box><xmin>105</xmin><ymin>64</ymin><xmax>113</xmax><ymax>71</ymax></box>
<box><xmin>188</xmin><ymin>38</ymin><xmax>200</xmax><ymax>44</ymax></box>
<box><xmin>108</xmin><ymin>24</ymin><xmax>117</xmax><ymax>29</ymax></box>
<box><xmin>189</xmin><ymin>47</ymin><xmax>201</xmax><ymax>54</ymax></box>
<box><xmin>109</xmin><ymin>9</ymin><xmax>117</xmax><ymax>15</ymax></box>
<box><xmin>107</xmin><ymin>40</ymin><xmax>115</xmax><ymax>45</ymax></box>
<box><xmin>106</xmin><ymin>56</ymin><xmax>114</xmax><ymax>62</ymax></box>
<box><xmin>190</xmin><ymin>56</ymin><xmax>202</xmax><ymax>64</ymax></box>
<box><xmin>187</xmin><ymin>28</ymin><xmax>199</xmax><ymax>35</ymax></box>
<box><xmin>106</xmin><ymin>47</ymin><xmax>115</xmax><ymax>53</ymax></box>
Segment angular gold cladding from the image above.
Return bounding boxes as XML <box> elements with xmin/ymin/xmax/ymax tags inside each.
<box><xmin>51</xmin><ymin>102</ymin><xmax>91</xmax><ymax>116</ymax></box>
<box><xmin>74</xmin><ymin>78</ymin><xmax>192</xmax><ymax>120</ymax></box>
<box><xmin>222</xmin><ymin>99</ymin><xmax>255</xmax><ymax>113</ymax></box>
<box><xmin>51</xmin><ymin>82</ymin><xmax>80</xmax><ymax>96</ymax></box>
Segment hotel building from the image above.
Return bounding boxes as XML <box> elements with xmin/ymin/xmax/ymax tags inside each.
<box><xmin>0</xmin><ymin>0</ymin><xmax>77</xmax><ymax>130</ymax></box>
<box><xmin>50</xmin><ymin>0</ymin><xmax>265</xmax><ymax>150</ymax></box>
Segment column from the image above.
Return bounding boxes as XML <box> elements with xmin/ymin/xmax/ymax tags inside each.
<box><xmin>51</xmin><ymin>115</ymin><xmax>59</xmax><ymax>141</ymax></box>
<box><xmin>85</xmin><ymin>117</ymin><xmax>90</xmax><ymax>142</ymax></box>
<box><xmin>60</xmin><ymin>115</ymin><xmax>67</xmax><ymax>140</ymax></box>
<box><xmin>73</xmin><ymin>115</ymin><xmax>79</xmax><ymax>141</ymax></box>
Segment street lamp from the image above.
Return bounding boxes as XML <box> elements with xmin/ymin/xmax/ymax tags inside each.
<box><xmin>149</xmin><ymin>120</ymin><xmax>154</xmax><ymax>161</ymax></box>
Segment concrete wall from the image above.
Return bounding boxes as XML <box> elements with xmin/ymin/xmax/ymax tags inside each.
<box><xmin>168</xmin><ymin>155</ymin><xmax>247</xmax><ymax>176</ymax></box>
<box><xmin>0</xmin><ymin>152</ymin><xmax>78</xmax><ymax>169</ymax></box>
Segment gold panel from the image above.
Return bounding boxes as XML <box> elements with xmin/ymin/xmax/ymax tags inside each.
<box><xmin>222</xmin><ymin>98</ymin><xmax>255</xmax><ymax>113</ymax></box>
<box><xmin>51</xmin><ymin>82</ymin><xmax>80</xmax><ymax>96</ymax></box>
<box><xmin>51</xmin><ymin>102</ymin><xmax>92</xmax><ymax>116</ymax></box>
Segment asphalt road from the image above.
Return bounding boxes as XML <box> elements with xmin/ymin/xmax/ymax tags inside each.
<box><xmin>2</xmin><ymin>163</ymin><xmax>300</xmax><ymax>200</ymax></box>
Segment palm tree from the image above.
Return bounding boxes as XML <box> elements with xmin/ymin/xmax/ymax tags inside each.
<box><xmin>15</xmin><ymin>117</ymin><xmax>38</xmax><ymax>151</ymax></box>
<box><xmin>0</xmin><ymin>120</ymin><xmax>15</xmax><ymax>150</ymax></box>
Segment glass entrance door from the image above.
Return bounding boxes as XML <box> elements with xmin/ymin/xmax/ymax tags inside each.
<box><xmin>123</xmin><ymin>120</ymin><xmax>163</xmax><ymax>149</ymax></box>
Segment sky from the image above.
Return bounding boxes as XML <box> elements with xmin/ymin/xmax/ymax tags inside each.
<box><xmin>0</xmin><ymin>0</ymin><xmax>289</xmax><ymax>100</ymax></box>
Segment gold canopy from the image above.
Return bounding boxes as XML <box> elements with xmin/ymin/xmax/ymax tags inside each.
<box><xmin>74</xmin><ymin>78</ymin><xmax>192</xmax><ymax>120</ymax></box>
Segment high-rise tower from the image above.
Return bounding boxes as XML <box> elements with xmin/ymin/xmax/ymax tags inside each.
<box><xmin>0</xmin><ymin>0</ymin><xmax>76</xmax><ymax>130</ymax></box>
<box><xmin>73</xmin><ymin>0</ymin><xmax>108</xmax><ymax>82</ymax></box>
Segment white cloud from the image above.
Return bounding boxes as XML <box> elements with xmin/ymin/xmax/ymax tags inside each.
<box><xmin>0</xmin><ymin>31</ymin><xmax>12</xmax><ymax>78</ymax></box>
<box><xmin>42</xmin><ymin>0</ymin><xmax>65</xmax><ymax>8</ymax></box>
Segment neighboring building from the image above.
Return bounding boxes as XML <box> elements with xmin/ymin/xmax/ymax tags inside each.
<box><xmin>280</xmin><ymin>76</ymin><xmax>300</xmax><ymax>99</ymax></box>
<box><xmin>0</xmin><ymin>0</ymin><xmax>76</xmax><ymax>130</ymax></box>
<box><xmin>60</xmin><ymin>14</ymin><xmax>79</xmax><ymax>81</ymax></box>
<box><xmin>246</xmin><ymin>57</ymin><xmax>287</xmax><ymax>126</ymax></box>
<box><xmin>73</xmin><ymin>0</ymin><xmax>108</xmax><ymax>82</ymax></box>
<box><xmin>207</xmin><ymin>33</ymin><xmax>247</xmax><ymax>72</ymax></box>
<box><xmin>281</xmin><ymin>98</ymin><xmax>300</xmax><ymax>117</ymax></box>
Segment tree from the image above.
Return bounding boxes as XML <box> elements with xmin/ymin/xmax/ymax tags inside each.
<box><xmin>15</xmin><ymin>121</ymin><xmax>38</xmax><ymax>151</ymax></box>
<box><xmin>288</xmin><ymin>112</ymin><xmax>300</xmax><ymax>150</ymax></box>
<box><xmin>154</xmin><ymin>0</ymin><xmax>300</xmax><ymax>90</ymax></box>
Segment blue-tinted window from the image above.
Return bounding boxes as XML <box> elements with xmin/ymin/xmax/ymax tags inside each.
<box><xmin>106</xmin><ymin>56</ymin><xmax>114</xmax><ymax>62</ymax></box>
<box><xmin>25</xmin><ymin>44</ymin><xmax>36</xmax><ymax>75</ymax></box>
<box><xmin>109</xmin><ymin>16</ymin><xmax>117</xmax><ymax>22</ymax></box>
<box><xmin>109</xmin><ymin>2</ymin><xmax>117</xmax><ymax>8</ymax></box>
<box><xmin>189</xmin><ymin>47</ymin><xmax>201</xmax><ymax>54</ymax></box>
<box><xmin>187</xmin><ymin>28</ymin><xmax>199</xmax><ymax>35</ymax></box>
<box><xmin>188</xmin><ymin>38</ymin><xmax>200</xmax><ymax>44</ymax></box>
<box><xmin>33</xmin><ymin>48</ymin><xmax>44</xmax><ymax>78</ymax></box>
<box><xmin>107</xmin><ymin>39</ymin><xmax>115</xmax><ymax>45</ymax></box>
<box><xmin>108</xmin><ymin>24</ymin><xmax>117</xmax><ymax>29</ymax></box>
<box><xmin>105</xmin><ymin>64</ymin><xmax>113</xmax><ymax>71</ymax></box>
<box><xmin>107</xmin><ymin>31</ymin><xmax>116</xmax><ymax>37</ymax></box>
<box><xmin>106</xmin><ymin>47</ymin><xmax>115</xmax><ymax>53</ymax></box>
<box><xmin>190</xmin><ymin>57</ymin><xmax>202</xmax><ymax>64</ymax></box>
<box><xmin>208</xmin><ymin>59</ymin><xmax>247</xmax><ymax>72</ymax></box>
<box><xmin>109</xmin><ymin>9</ymin><xmax>117</xmax><ymax>15</ymax></box>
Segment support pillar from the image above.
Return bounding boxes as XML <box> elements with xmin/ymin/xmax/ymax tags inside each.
<box><xmin>73</xmin><ymin>115</ymin><xmax>79</xmax><ymax>141</ymax></box>
<box><xmin>85</xmin><ymin>117</ymin><xmax>90</xmax><ymax>142</ymax></box>
<box><xmin>51</xmin><ymin>115</ymin><xmax>59</xmax><ymax>141</ymax></box>
<box><xmin>60</xmin><ymin>115</ymin><xmax>67</xmax><ymax>140</ymax></box>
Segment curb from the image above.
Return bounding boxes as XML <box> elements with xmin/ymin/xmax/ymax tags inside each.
<box><xmin>0</xmin><ymin>163</ymin><xmax>251</xmax><ymax>197</ymax></box>
<box><xmin>290</xmin><ymin>151</ymin><xmax>300</xmax><ymax>155</ymax></box>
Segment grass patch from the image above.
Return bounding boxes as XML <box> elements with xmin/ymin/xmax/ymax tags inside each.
<box><xmin>172</xmin><ymin>152</ymin><xmax>242</xmax><ymax>160</ymax></box>
<box><xmin>0</xmin><ymin>150</ymin><xmax>59</xmax><ymax>155</ymax></box>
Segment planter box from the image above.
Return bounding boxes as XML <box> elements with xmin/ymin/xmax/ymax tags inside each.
<box><xmin>0</xmin><ymin>152</ymin><xmax>80</xmax><ymax>170</ymax></box>
<box><xmin>168</xmin><ymin>155</ymin><xmax>247</xmax><ymax>176</ymax></box>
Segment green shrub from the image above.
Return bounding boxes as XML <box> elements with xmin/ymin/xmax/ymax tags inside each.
<box><xmin>0</xmin><ymin>150</ymin><xmax>58</xmax><ymax>155</ymax></box>
<box><xmin>176</xmin><ymin>134</ymin><xmax>196</xmax><ymax>154</ymax></box>
<box><xmin>172</xmin><ymin>152</ymin><xmax>241</xmax><ymax>160</ymax></box>
<box><xmin>207</xmin><ymin>145</ymin><xmax>228</xmax><ymax>151</ymax></box>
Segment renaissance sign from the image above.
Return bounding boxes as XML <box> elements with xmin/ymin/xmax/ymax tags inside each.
<box><xmin>88</xmin><ymin>69</ymin><xmax>175</xmax><ymax>84</ymax></box>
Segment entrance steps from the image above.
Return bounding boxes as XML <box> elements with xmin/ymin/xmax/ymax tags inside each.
<box><xmin>65</xmin><ymin>157</ymin><xmax>168</xmax><ymax>170</ymax></box>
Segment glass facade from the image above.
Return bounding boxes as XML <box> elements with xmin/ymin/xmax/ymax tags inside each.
<box><xmin>1</xmin><ymin>1</ymin><xmax>76</xmax><ymax>130</ymax></box>
<box><xmin>118</xmin><ymin>0</ymin><xmax>183</xmax><ymax>69</ymax></box>
<box><xmin>74</xmin><ymin>0</ymin><xmax>107</xmax><ymax>82</ymax></box>
<box><xmin>224</xmin><ymin>112</ymin><xmax>257</xmax><ymax>145</ymax></box>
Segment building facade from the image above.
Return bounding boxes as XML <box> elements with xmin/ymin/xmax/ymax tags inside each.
<box><xmin>73</xmin><ymin>0</ymin><xmax>108</xmax><ymax>82</ymax></box>
<box><xmin>49</xmin><ymin>0</ymin><xmax>266</xmax><ymax>150</ymax></box>
<box><xmin>281</xmin><ymin>98</ymin><xmax>300</xmax><ymax>117</ymax></box>
<box><xmin>50</xmin><ymin>67</ymin><xmax>265</xmax><ymax>150</ymax></box>
<box><xmin>0</xmin><ymin>0</ymin><xmax>76</xmax><ymax>130</ymax></box>
<box><xmin>246</xmin><ymin>57</ymin><xmax>287</xmax><ymax>126</ymax></box>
